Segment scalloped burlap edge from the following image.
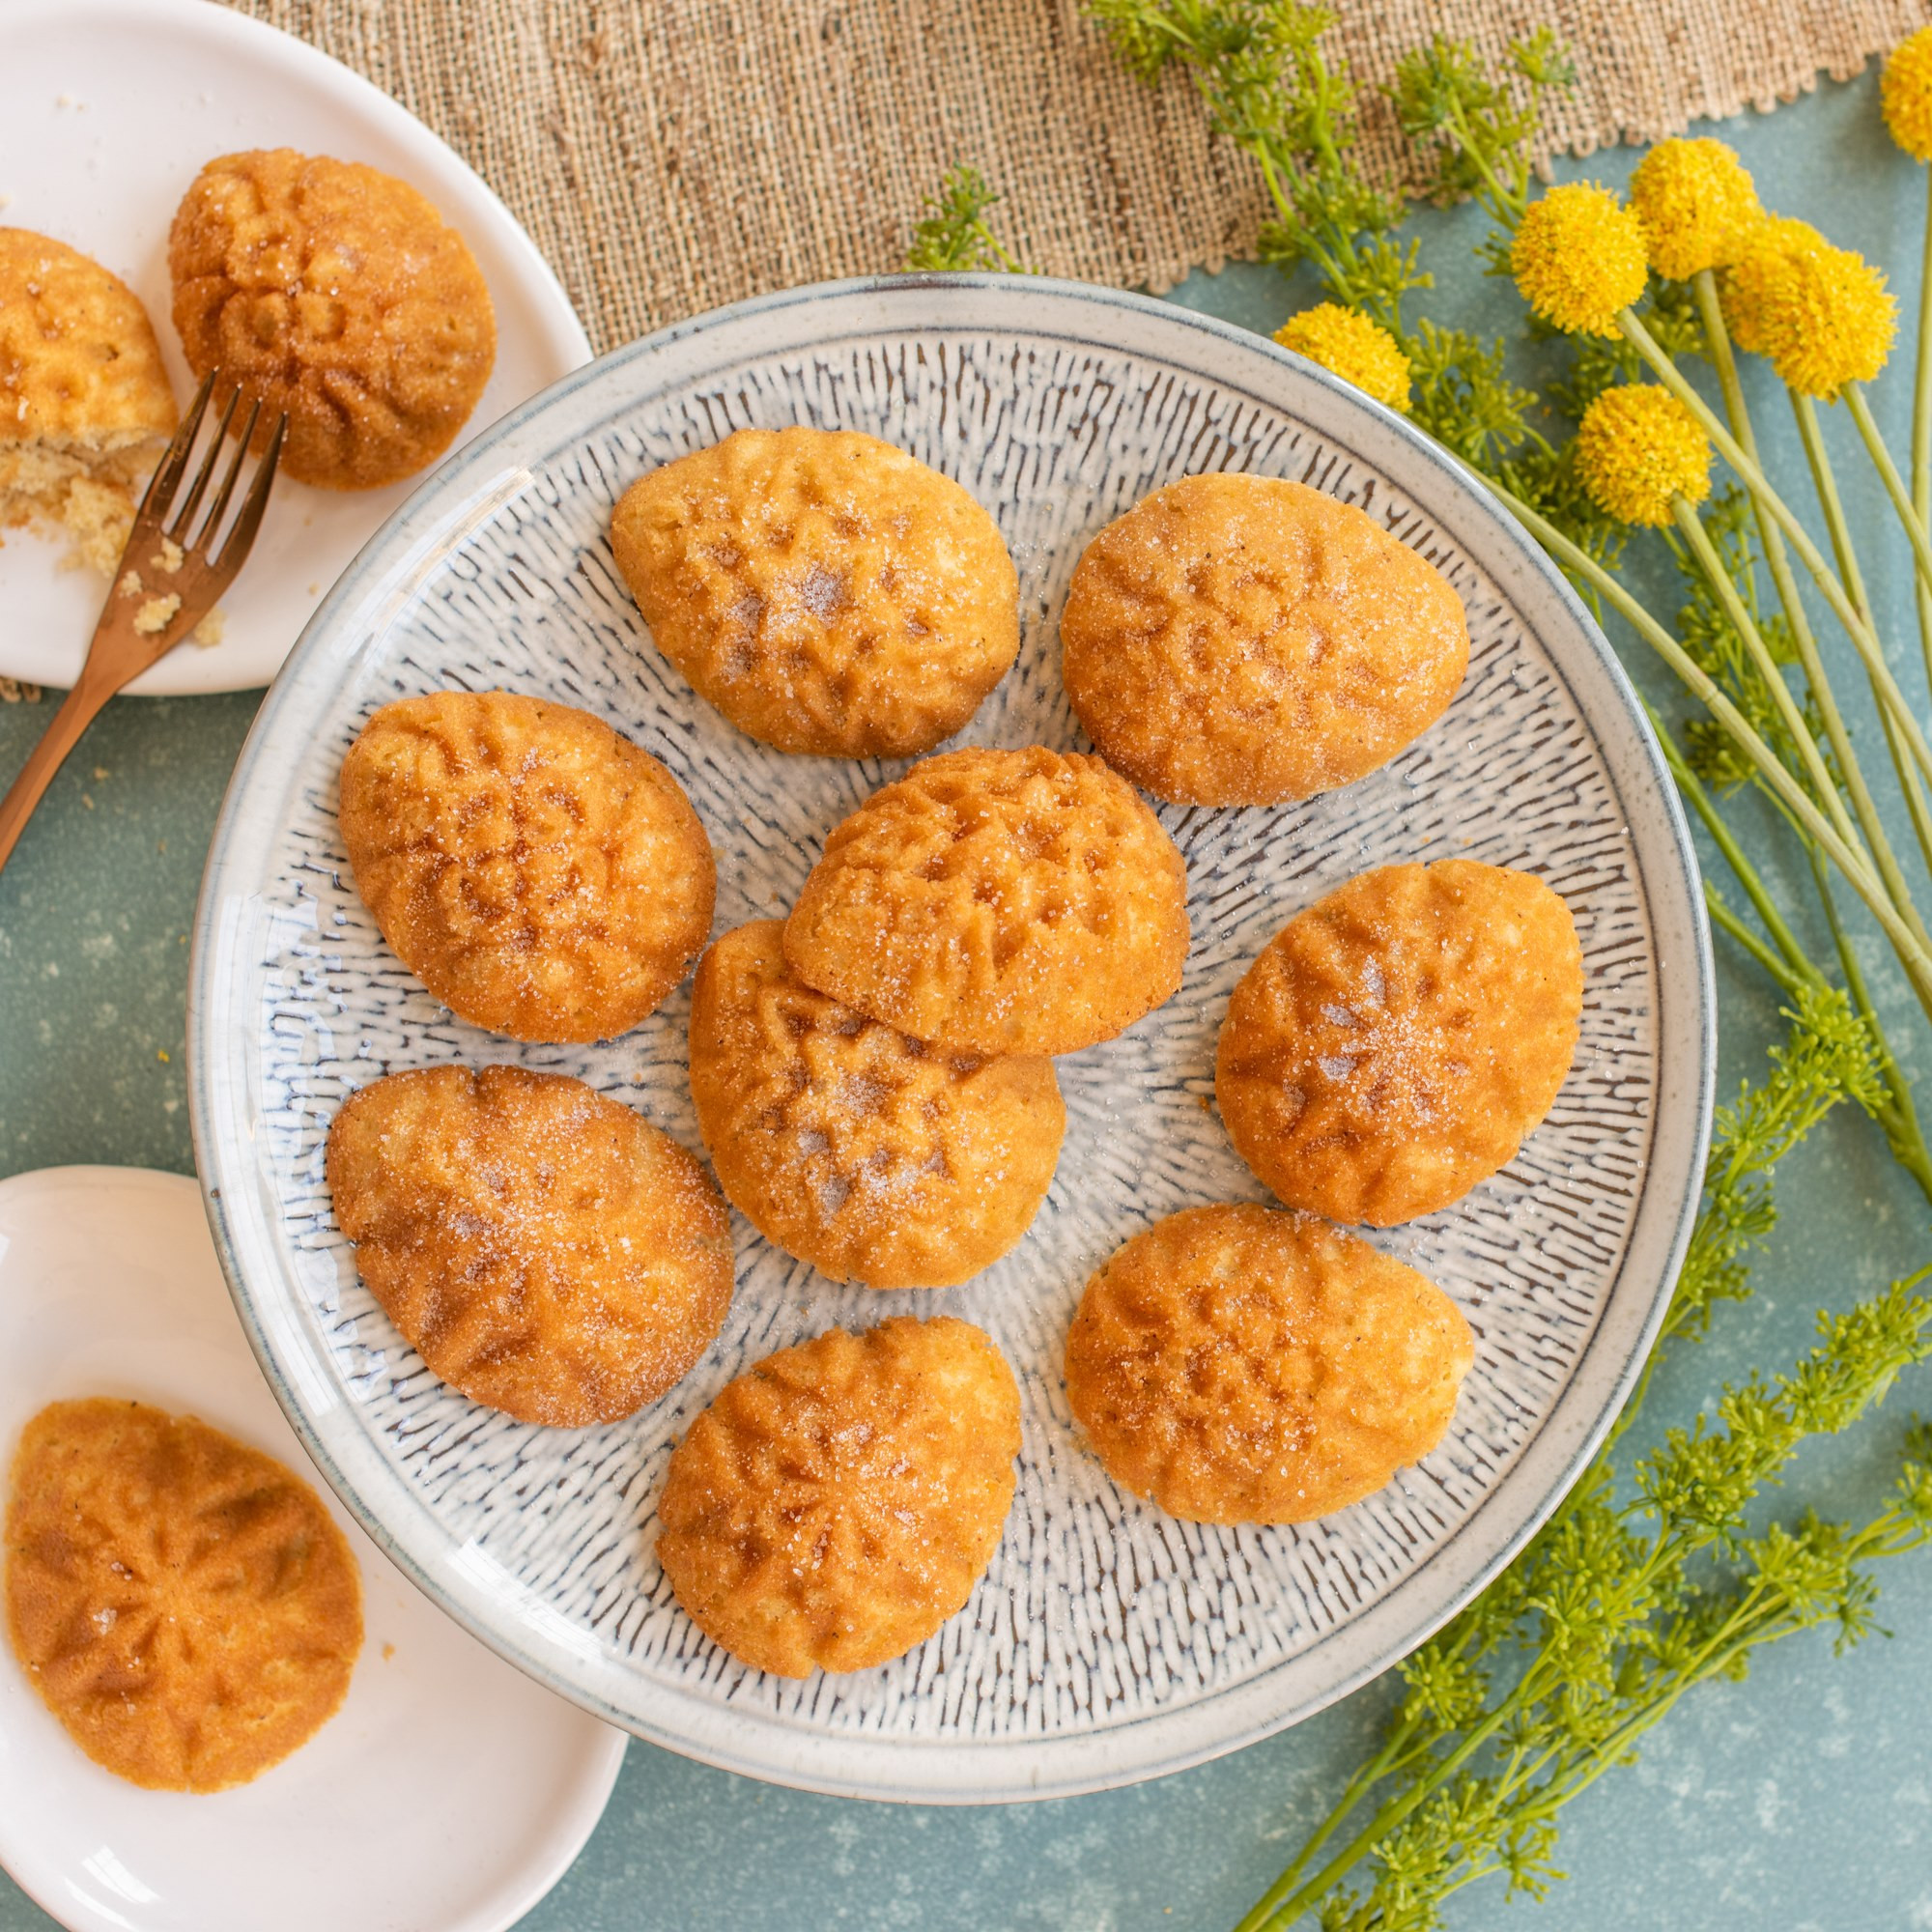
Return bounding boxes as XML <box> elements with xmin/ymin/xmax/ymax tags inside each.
<box><xmin>220</xmin><ymin>0</ymin><xmax>1932</xmax><ymax>351</ymax></box>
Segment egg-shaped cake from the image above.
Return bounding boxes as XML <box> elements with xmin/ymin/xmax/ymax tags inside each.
<box><xmin>5</xmin><ymin>1398</ymin><xmax>362</xmax><ymax>1791</ymax></box>
<box><xmin>784</xmin><ymin>744</ymin><xmax>1190</xmax><ymax>1056</ymax></box>
<box><xmin>327</xmin><ymin>1065</ymin><xmax>734</xmax><ymax>1426</ymax></box>
<box><xmin>1065</xmin><ymin>1204</ymin><xmax>1473</xmax><ymax>1523</ymax></box>
<box><xmin>168</xmin><ymin>148</ymin><xmax>496</xmax><ymax>490</ymax></box>
<box><xmin>689</xmin><ymin>920</ymin><xmax>1065</xmax><ymax>1288</ymax></box>
<box><xmin>1060</xmin><ymin>472</ymin><xmax>1469</xmax><ymax>807</ymax></box>
<box><xmin>1215</xmin><ymin>859</ymin><xmax>1584</xmax><ymax>1225</ymax></box>
<box><xmin>611</xmin><ymin>426</ymin><xmax>1019</xmax><ymax>758</ymax></box>
<box><xmin>338</xmin><ymin>689</ymin><xmax>715</xmax><ymax>1043</ymax></box>
<box><xmin>656</xmin><ymin>1316</ymin><xmax>1021</xmax><ymax>1676</ymax></box>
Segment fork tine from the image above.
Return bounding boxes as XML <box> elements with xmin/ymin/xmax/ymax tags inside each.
<box><xmin>186</xmin><ymin>396</ymin><xmax>261</xmax><ymax>551</ymax></box>
<box><xmin>166</xmin><ymin>385</ymin><xmax>245</xmax><ymax>544</ymax></box>
<box><xmin>138</xmin><ymin>369</ymin><xmax>217</xmax><ymax>522</ymax></box>
<box><xmin>210</xmin><ymin>414</ymin><xmax>287</xmax><ymax>574</ymax></box>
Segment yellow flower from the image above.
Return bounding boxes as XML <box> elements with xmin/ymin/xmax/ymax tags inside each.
<box><xmin>1884</xmin><ymin>25</ymin><xmax>1932</xmax><ymax>162</ymax></box>
<box><xmin>1273</xmin><ymin>303</ymin><xmax>1412</xmax><ymax>412</ymax></box>
<box><xmin>1720</xmin><ymin>215</ymin><xmax>1897</xmax><ymax>396</ymax></box>
<box><xmin>1575</xmin><ymin>385</ymin><xmax>1712</xmax><ymax>527</ymax></box>
<box><xmin>1510</xmin><ymin>183</ymin><xmax>1650</xmax><ymax>336</ymax></box>
<box><xmin>1628</xmin><ymin>138</ymin><xmax>1761</xmax><ymax>280</ymax></box>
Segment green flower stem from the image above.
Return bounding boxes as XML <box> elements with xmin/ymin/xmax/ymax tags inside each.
<box><xmin>1690</xmin><ymin>271</ymin><xmax>1932</xmax><ymax>915</ymax></box>
<box><xmin>1796</xmin><ymin>398</ymin><xmax>1932</xmax><ymax>899</ymax></box>
<box><xmin>1707</xmin><ymin>888</ymin><xmax>1809</xmax><ymax>992</ymax></box>
<box><xmin>1845</xmin><ymin>382</ymin><xmax>1932</xmax><ymax>604</ymax></box>
<box><xmin>1651</xmin><ymin>713</ymin><xmax>1819</xmax><ymax>982</ymax></box>
<box><xmin>1447</xmin><ymin>1473</ymin><xmax>1932</xmax><ymax>1910</ymax></box>
<box><xmin>1669</xmin><ymin>492</ymin><xmax>1908</xmax><ymax>968</ymax></box>
<box><xmin>1443</xmin><ymin>95</ymin><xmax>1522</xmax><ymax>221</ymax></box>
<box><xmin>1617</xmin><ymin>306</ymin><xmax>1932</xmax><ymax>792</ymax></box>
<box><xmin>1671</xmin><ymin>497</ymin><xmax>1863</xmax><ymax>852</ymax></box>
<box><xmin>1791</xmin><ymin>391</ymin><xmax>1932</xmax><ymax>983</ymax></box>
<box><xmin>1244</xmin><ymin>1349</ymin><xmax>1930</xmax><ymax>1932</ymax></box>
<box><xmin>1916</xmin><ymin>163</ymin><xmax>1932</xmax><ymax>697</ymax></box>
<box><xmin>1248</xmin><ymin>1275</ymin><xmax>1932</xmax><ymax>1932</ymax></box>
<box><xmin>1240</xmin><ymin>1720</ymin><xmax>1424</xmax><ymax>1919</ymax></box>
<box><xmin>1237</xmin><ymin>1589</ymin><xmax>1606</xmax><ymax>1924</ymax></box>
<box><xmin>1498</xmin><ymin>485</ymin><xmax>1932</xmax><ymax>1008</ymax></box>
<box><xmin>1460</xmin><ymin>1505</ymin><xmax>1932</xmax><ymax>1866</ymax></box>
<box><xmin>1235</xmin><ymin>1661</ymin><xmax>1555</xmax><ymax>1931</ymax></box>
<box><xmin>1882</xmin><ymin>713</ymin><xmax>1932</xmax><ymax>902</ymax></box>
<box><xmin>1807</xmin><ymin>851</ymin><xmax>1932</xmax><ymax>1198</ymax></box>
<box><xmin>980</xmin><ymin>231</ymin><xmax>1024</xmax><ymax>273</ymax></box>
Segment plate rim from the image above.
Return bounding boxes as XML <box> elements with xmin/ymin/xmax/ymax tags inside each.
<box><xmin>186</xmin><ymin>270</ymin><xmax>1717</xmax><ymax>1804</ymax></box>
<box><xmin>0</xmin><ymin>0</ymin><xmax>593</xmax><ymax>696</ymax></box>
<box><xmin>0</xmin><ymin>1163</ymin><xmax>627</xmax><ymax>1932</ymax></box>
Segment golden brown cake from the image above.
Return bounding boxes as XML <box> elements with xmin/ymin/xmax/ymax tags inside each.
<box><xmin>1059</xmin><ymin>473</ymin><xmax>1469</xmax><ymax>807</ymax></box>
<box><xmin>168</xmin><ymin>149</ymin><xmax>496</xmax><ymax>490</ymax></box>
<box><xmin>783</xmin><ymin>744</ymin><xmax>1190</xmax><ymax>1055</ymax></box>
<box><xmin>610</xmin><ymin>426</ymin><xmax>1019</xmax><ymax>758</ymax></box>
<box><xmin>656</xmin><ymin>1316</ymin><xmax>1020</xmax><ymax>1676</ymax></box>
<box><xmin>327</xmin><ymin>1065</ymin><xmax>734</xmax><ymax>1427</ymax></box>
<box><xmin>4</xmin><ymin>1398</ymin><xmax>362</xmax><ymax>1791</ymax></box>
<box><xmin>338</xmin><ymin>690</ymin><xmax>716</xmax><ymax>1043</ymax></box>
<box><xmin>1216</xmin><ymin>860</ymin><xmax>1584</xmax><ymax>1226</ymax></box>
<box><xmin>689</xmin><ymin>920</ymin><xmax>1065</xmax><ymax>1288</ymax></box>
<box><xmin>1064</xmin><ymin>1203</ymin><xmax>1474</xmax><ymax>1523</ymax></box>
<box><xmin>0</xmin><ymin>228</ymin><xmax>177</xmax><ymax>573</ymax></box>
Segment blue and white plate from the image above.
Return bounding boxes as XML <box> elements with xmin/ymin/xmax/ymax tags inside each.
<box><xmin>188</xmin><ymin>276</ymin><xmax>1714</xmax><ymax>1804</ymax></box>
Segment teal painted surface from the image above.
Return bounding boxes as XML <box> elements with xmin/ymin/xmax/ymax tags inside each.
<box><xmin>2</xmin><ymin>64</ymin><xmax>1930</xmax><ymax>1932</ymax></box>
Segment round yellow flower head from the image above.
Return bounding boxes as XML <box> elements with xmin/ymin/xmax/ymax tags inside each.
<box><xmin>1628</xmin><ymin>138</ymin><xmax>1761</xmax><ymax>279</ymax></box>
<box><xmin>1575</xmin><ymin>385</ymin><xmax>1712</xmax><ymax>527</ymax></box>
<box><xmin>1511</xmin><ymin>183</ymin><xmax>1650</xmax><ymax>336</ymax></box>
<box><xmin>1720</xmin><ymin>214</ymin><xmax>1897</xmax><ymax>396</ymax></box>
<box><xmin>1883</xmin><ymin>26</ymin><xmax>1932</xmax><ymax>162</ymax></box>
<box><xmin>1273</xmin><ymin>303</ymin><xmax>1413</xmax><ymax>412</ymax></box>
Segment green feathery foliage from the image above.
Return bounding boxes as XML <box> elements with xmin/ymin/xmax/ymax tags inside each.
<box><xmin>1235</xmin><ymin>992</ymin><xmax>1917</xmax><ymax>1932</ymax></box>
<box><xmin>1081</xmin><ymin>1</ymin><xmax>1931</xmax><ymax>1183</ymax></box>
<box><xmin>906</xmin><ymin>10</ymin><xmax>1932</xmax><ymax>1919</ymax></box>
<box><xmin>905</xmin><ymin>165</ymin><xmax>1030</xmax><ymax>273</ymax></box>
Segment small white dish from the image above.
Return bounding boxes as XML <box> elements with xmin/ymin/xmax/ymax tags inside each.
<box><xmin>0</xmin><ymin>0</ymin><xmax>591</xmax><ymax>695</ymax></box>
<box><xmin>0</xmin><ymin>1166</ymin><xmax>625</xmax><ymax>1932</ymax></box>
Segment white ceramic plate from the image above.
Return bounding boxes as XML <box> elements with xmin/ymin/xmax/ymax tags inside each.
<box><xmin>0</xmin><ymin>0</ymin><xmax>591</xmax><ymax>695</ymax></box>
<box><xmin>188</xmin><ymin>275</ymin><xmax>1716</xmax><ymax>1803</ymax></box>
<box><xmin>0</xmin><ymin>1167</ymin><xmax>625</xmax><ymax>1932</ymax></box>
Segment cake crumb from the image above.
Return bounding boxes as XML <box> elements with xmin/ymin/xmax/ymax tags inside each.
<box><xmin>133</xmin><ymin>592</ymin><xmax>181</xmax><ymax>635</ymax></box>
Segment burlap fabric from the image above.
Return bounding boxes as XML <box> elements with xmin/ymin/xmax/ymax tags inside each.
<box><xmin>221</xmin><ymin>0</ymin><xmax>1932</xmax><ymax>353</ymax></box>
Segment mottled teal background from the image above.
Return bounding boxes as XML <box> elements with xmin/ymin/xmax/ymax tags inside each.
<box><xmin>4</xmin><ymin>64</ymin><xmax>1931</xmax><ymax>1932</ymax></box>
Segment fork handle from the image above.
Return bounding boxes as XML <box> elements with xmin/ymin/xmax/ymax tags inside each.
<box><xmin>0</xmin><ymin>668</ymin><xmax>120</xmax><ymax>878</ymax></box>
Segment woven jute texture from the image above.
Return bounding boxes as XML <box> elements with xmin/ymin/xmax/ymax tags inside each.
<box><xmin>220</xmin><ymin>0</ymin><xmax>1932</xmax><ymax>352</ymax></box>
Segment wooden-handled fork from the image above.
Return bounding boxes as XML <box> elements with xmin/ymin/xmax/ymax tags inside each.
<box><xmin>0</xmin><ymin>371</ymin><xmax>286</xmax><ymax>876</ymax></box>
